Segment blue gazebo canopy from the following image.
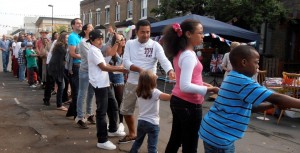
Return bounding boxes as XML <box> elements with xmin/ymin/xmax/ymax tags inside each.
<box><xmin>151</xmin><ymin>14</ymin><xmax>260</xmax><ymax>41</ymax></box>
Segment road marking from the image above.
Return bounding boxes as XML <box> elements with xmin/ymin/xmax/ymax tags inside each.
<box><xmin>0</xmin><ymin>98</ymin><xmax>2</xmax><ymax>100</ymax></box>
<box><xmin>2</xmin><ymin>82</ymin><xmax>5</xmax><ymax>86</ymax></box>
<box><xmin>14</xmin><ymin>98</ymin><xmax>20</xmax><ymax>105</ymax></box>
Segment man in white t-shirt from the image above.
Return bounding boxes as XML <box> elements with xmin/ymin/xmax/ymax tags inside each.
<box><xmin>119</xmin><ymin>20</ymin><xmax>175</xmax><ymax>143</ymax></box>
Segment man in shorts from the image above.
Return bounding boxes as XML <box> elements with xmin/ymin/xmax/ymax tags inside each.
<box><xmin>119</xmin><ymin>20</ymin><xmax>175</xmax><ymax>143</ymax></box>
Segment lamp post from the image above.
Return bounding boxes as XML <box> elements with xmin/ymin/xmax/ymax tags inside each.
<box><xmin>48</xmin><ymin>4</ymin><xmax>53</xmax><ymax>33</ymax></box>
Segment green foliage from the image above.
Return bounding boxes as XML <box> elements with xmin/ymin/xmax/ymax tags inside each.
<box><xmin>203</xmin><ymin>0</ymin><xmax>288</xmax><ymax>29</ymax></box>
<box><xmin>54</xmin><ymin>25</ymin><xmax>68</xmax><ymax>33</ymax></box>
<box><xmin>151</xmin><ymin>0</ymin><xmax>206</xmax><ymax>20</ymax></box>
<box><xmin>151</xmin><ymin>0</ymin><xmax>288</xmax><ymax>30</ymax></box>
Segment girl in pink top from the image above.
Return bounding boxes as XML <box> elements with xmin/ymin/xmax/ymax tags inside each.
<box><xmin>163</xmin><ymin>19</ymin><xmax>219</xmax><ymax>153</ymax></box>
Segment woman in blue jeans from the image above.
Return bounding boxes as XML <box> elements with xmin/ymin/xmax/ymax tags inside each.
<box><xmin>108</xmin><ymin>33</ymin><xmax>126</xmax><ymax>130</ymax></box>
<box><xmin>75</xmin><ymin>23</ymin><xmax>95</xmax><ymax>129</ymax></box>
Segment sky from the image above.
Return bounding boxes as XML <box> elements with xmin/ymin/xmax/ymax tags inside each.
<box><xmin>0</xmin><ymin>0</ymin><xmax>82</xmax><ymax>35</ymax></box>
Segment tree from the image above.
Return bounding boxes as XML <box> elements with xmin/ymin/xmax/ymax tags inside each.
<box><xmin>54</xmin><ymin>25</ymin><xmax>68</xmax><ymax>33</ymax></box>
<box><xmin>151</xmin><ymin>0</ymin><xmax>206</xmax><ymax>20</ymax></box>
<box><xmin>151</xmin><ymin>0</ymin><xmax>288</xmax><ymax>30</ymax></box>
<box><xmin>203</xmin><ymin>0</ymin><xmax>288</xmax><ymax>30</ymax></box>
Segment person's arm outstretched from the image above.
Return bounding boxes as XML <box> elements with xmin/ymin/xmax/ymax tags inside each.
<box><xmin>97</xmin><ymin>62</ymin><xmax>128</xmax><ymax>73</ymax></box>
<box><xmin>159</xmin><ymin>93</ymin><xmax>171</xmax><ymax>101</ymax></box>
<box><xmin>266</xmin><ymin>92</ymin><xmax>300</xmax><ymax>109</ymax></box>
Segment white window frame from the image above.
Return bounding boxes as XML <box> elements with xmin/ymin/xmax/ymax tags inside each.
<box><xmin>127</xmin><ymin>0</ymin><xmax>133</xmax><ymax>20</ymax></box>
<box><xmin>156</xmin><ymin>0</ymin><xmax>161</xmax><ymax>18</ymax></box>
<box><xmin>141</xmin><ymin>0</ymin><xmax>148</xmax><ymax>19</ymax></box>
<box><xmin>105</xmin><ymin>6</ymin><xmax>110</xmax><ymax>24</ymax></box>
<box><xmin>82</xmin><ymin>12</ymin><xmax>85</xmax><ymax>25</ymax></box>
<box><xmin>115</xmin><ymin>4</ymin><xmax>120</xmax><ymax>22</ymax></box>
<box><xmin>89</xmin><ymin>10</ymin><xmax>93</xmax><ymax>24</ymax></box>
<box><xmin>96</xmin><ymin>8</ymin><xmax>101</xmax><ymax>25</ymax></box>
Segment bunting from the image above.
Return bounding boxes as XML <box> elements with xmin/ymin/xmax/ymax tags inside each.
<box><xmin>205</xmin><ymin>33</ymin><xmax>257</xmax><ymax>47</ymax></box>
<box><xmin>0</xmin><ymin>11</ymin><xmax>79</xmax><ymax>17</ymax></box>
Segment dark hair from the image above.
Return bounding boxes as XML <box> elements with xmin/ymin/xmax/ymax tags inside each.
<box><xmin>111</xmin><ymin>33</ymin><xmax>125</xmax><ymax>46</ymax></box>
<box><xmin>111</xmin><ymin>33</ymin><xmax>125</xmax><ymax>64</ymax></box>
<box><xmin>136</xmin><ymin>20</ymin><xmax>151</xmax><ymax>31</ymax></box>
<box><xmin>17</xmin><ymin>35</ymin><xmax>24</xmax><ymax>42</ymax></box>
<box><xmin>88</xmin><ymin>29</ymin><xmax>103</xmax><ymax>42</ymax></box>
<box><xmin>21</xmin><ymin>42</ymin><xmax>26</xmax><ymax>47</ymax></box>
<box><xmin>163</xmin><ymin>19</ymin><xmax>201</xmax><ymax>58</ymax></box>
<box><xmin>79</xmin><ymin>23</ymin><xmax>91</xmax><ymax>38</ymax></box>
<box><xmin>229</xmin><ymin>45</ymin><xmax>255</xmax><ymax>68</ymax></box>
<box><xmin>136</xmin><ymin>70</ymin><xmax>157</xmax><ymax>99</ymax></box>
<box><xmin>71</xmin><ymin>18</ymin><xmax>80</xmax><ymax>28</ymax></box>
<box><xmin>51</xmin><ymin>32</ymin><xmax>58</xmax><ymax>41</ymax></box>
<box><xmin>53</xmin><ymin>32</ymin><xmax>68</xmax><ymax>51</ymax></box>
<box><xmin>60</xmin><ymin>30</ymin><xmax>67</xmax><ymax>34</ymax></box>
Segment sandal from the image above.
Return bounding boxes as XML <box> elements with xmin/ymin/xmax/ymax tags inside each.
<box><xmin>63</xmin><ymin>100</ymin><xmax>72</xmax><ymax>105</ymax></box>
<box><xmin>57</xmin><ymin>106</ymin><xmax>68</xmax><ymax>111</ymax></box>
<box><xmin>118</xmin><ymin>135</ymin><xmax>136</xmax><ymax>144</ymax></box>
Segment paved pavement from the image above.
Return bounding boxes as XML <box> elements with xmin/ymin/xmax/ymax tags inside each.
<box><xmin>0</xmin><ymin>52</ymin><xmax>300</xmax><ymax>153</ymax></box>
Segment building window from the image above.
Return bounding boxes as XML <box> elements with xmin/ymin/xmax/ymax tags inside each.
<box><xmin>127</xmin><ymin>0</ymin><xmax>133</xmax><ymax>19</ymax></box>
<box><xmin>96</xmin><ymin>9</ymin><xmax>101</xmax><ymax>25</ymax></box>
<box><xmin>115</xmin><ymin>4</ymin><xmax>120</xmax><ymax>22</ymax></box>
<box><xmin>82</xmin><ymin>12</ymin><xmax>85</xmax><ymax>25</ymax></box>
<box><xmin>105</xmin><ymin>6</ymin><xmax>110</xmax><ymax>24</ymax></box>
<box><xmin>89</xmin><ymin>10</ymin><xmax>93</xmax><ymax>24</ymax></box>
<box><xmin>141</xmin><ymin>0</ymin><xmax>147</xmax><ymax>19</ymax></box>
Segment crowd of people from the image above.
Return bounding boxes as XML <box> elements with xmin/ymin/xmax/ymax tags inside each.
<box><xmin>2</xmin><ymin>18</ymin><xmax>300</xmax><ymax>153</ymax></box>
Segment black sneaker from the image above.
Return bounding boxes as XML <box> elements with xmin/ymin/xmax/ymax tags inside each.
<box><xmin>43</xmin><ymin>99</ymin><xmax>50</xmax><ymax>106</ymax></box>
<box><xmin>87</xmin><ymin>115</ymin><xmax>96</xmax><ymax>124</ymax></box>
<box><xmin>77</xmin><ymin>120</ymin><xmax>89</xmax><ymax>129</ymax></box>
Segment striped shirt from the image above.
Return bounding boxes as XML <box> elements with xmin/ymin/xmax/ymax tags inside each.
<box><xmin>18</xmin><ymin>48</ymin><xmax>26</xmax><ymax>65</ymax></box>
<box><xmin>199</xmin><ymin>70</ymin><xmax>273</xmax><ymax>149</ymax></box>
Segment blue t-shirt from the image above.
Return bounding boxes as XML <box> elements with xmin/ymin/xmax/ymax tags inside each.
<box><xmin>68</xmin><ymin>31</ymin><xmax>82</xmax><ymax>64</ymax></box>
<box><xmin>199</xmin><ymin>70</ymin><xmax>273</xmax><ymax>149</ymax></box>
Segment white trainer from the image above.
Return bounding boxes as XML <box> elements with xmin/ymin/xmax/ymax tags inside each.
<box><xmin>108</xmin><ymin>130</ymin><xmax>126</xmax><ymax>137</ymax></box>
<box><xmin>96</xmin><ymin>141</ymin><xmax>116</xmax><ymax>150</ymax></box>
<box><xmin>30</xmin><ymin>85</ymin><xmax>37</xmax><ymax>88</ymax></box>
<box><xmin>118</xmin><ymin>123</ymin><xmax>125</xmax><ymax>132</ymax></box>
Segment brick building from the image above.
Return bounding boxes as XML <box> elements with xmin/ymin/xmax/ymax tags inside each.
<box><xmin>262</xmin><ymin>0</ymin><xmax>300</xmax><ymax>74</ymax></box>
<box><xmin>80</xmin><ymin>0</ymin><xmax>160</xmax><ymax>40</ymax></box>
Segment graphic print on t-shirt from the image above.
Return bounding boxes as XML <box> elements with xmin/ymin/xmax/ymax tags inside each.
<box><xmin>144</xmin><ymin>48</ymin><xmax>153</xmax><ymax>57</ymax></box>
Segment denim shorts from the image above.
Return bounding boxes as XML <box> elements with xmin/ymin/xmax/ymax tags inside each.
<box><xmin>109</xmin><ymin>72</ymin><xmax>124</xmax><ymax>86</ymax></box>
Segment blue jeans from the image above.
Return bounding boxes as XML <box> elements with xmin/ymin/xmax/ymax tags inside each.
<box><xmin>130</xmin><ymin>120</ymin><xmax>160</xmax><ymax>153</ymax></box>
<box><xmin>165</xmin><ymin>95</ymin><xmax>202</xmax><ymax>153</ymax></box>
<box><xmin>203</xmin><ymin>141</ymin><xmax>235</xmax><ymax>153</ymax></box>
<box><xmin>93</xmin><ymin>86</ymin><xmax>119</xmax><ymax>143</ymax></box>
<box><xmin>2</xmin><ymin>51</ymin><xmax>9</xmax><ymax>72</ymax></box>
<box><xmin>76</xmin><ymin>70</ymin><xmax>94</xmax><ymax>119</ymax></box>
<box><xmin>18</xmin><ymin>64</ymin><xmax>26</xmax><ymax>81</ymax></box>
